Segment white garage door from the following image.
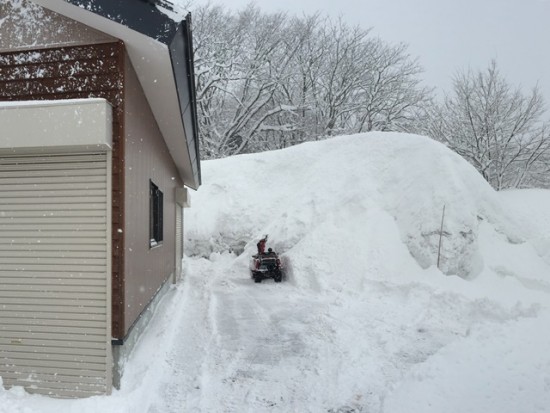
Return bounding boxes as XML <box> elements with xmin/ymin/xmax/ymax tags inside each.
<box><xmin>0</xmin><ymin>152</ymin><xmax>112</xmax><ymax>398</ymax></box>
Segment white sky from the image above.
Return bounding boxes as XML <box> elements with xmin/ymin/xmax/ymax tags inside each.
<box><xmin>193</xmin><ymin>0</ymin><xmax>550</xmax><ymax>106</ymax></box>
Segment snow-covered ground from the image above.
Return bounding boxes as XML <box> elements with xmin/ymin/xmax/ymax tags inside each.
<box><xmin>1</xmin><ymin>132</ymin><xmax>549</xmax><ymax>412</ymax></box>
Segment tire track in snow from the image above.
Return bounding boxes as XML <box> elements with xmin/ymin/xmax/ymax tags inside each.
<box><xmin>190</xmin><ymin>258</ymin><xmax>341</xmax><ymax>412</ymax></box>
<box><xmin>145</xmin><ymin>259</ymin><xmax>217</xmax><ymax>413</ymax></box>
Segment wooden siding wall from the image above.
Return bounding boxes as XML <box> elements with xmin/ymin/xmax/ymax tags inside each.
<box><xmin>0</xmin><ymin>42</ymin><xmax>126</xmax><ymax>338</ymax></box>
<box><xmin>123</xmin><ymin>54</ymin><xmax>183</xmax><ymax>337</ymax></box>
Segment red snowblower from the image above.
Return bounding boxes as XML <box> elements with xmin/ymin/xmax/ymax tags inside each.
<box><xmin>250</xmin><ymin>235</ymin><xmax>284</xmax><ymax>283</ymax></box>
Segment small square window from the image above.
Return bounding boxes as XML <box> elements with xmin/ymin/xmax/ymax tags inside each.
<box><xmin>150</xmin><ymin>180</ymin><xmax>163</xmax><ymax>247</ymax></box>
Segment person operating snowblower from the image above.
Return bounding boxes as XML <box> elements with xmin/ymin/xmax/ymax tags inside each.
<box><xmin>251</xmin><ymin>235</ymin><xmax>284</xmax><ymax>283</ymax></box>
<box><xmin>256</xmin><ymin>235</ymin><xmax>268</xmax><ymax>256</ymax></box>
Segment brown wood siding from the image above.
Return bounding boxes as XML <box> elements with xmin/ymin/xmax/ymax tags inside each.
<box><xmin>123</xmin><ymin>54</ymin><xmax>183</xmax><ymax>337</ymax></box>
<box><xmin>0</xmin><ymin>42</ymin><xmax>126</xmax><ymax>338</ymax></box>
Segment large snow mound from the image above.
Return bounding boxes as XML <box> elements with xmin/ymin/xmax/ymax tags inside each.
<box><xmin>186</xmin><ymin>132</ymin><xmax>526</xmax><ymax>280</ymax></box>
<box><xmin>178</xmin><ymin>132</ymin><xmax>550</xmax><ymax>412</ymax></box>
<box><xmin>498</xmin><ymin>188</ymin><xmax>550</xmax><ymax>265</ymax></box>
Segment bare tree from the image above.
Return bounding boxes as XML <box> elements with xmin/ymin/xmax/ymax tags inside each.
<box><xmin>307</xmin><ymin>19</ymin><xmax>372</xmax><ymax>137</ymax></box>
<box><xmin>193</xmin><ymin>5</ymin><xmax>303</xmax><ymax>158</ymax></box>
<box><xmin>424</xmin><ymin>60</ymin><xmax>550</xmax><ymax>190</ymax></box>
<box><xmin>270</xmin><ymin>14</ymin><xmax>324</xmax><ymax>146</ymax></box>
<box><xmin>192</xmin><ymin>4</ymin><xmax>432</xmax><ymax>159</ymax></box>
<box><xmin>352</xmin><ymin>40</ymin><xmax>432</xmax><ymax>133</ymax></box>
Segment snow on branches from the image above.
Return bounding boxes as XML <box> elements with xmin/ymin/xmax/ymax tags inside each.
<box><xmin>192</xmin><ymin>5</ymin><xmax>430</xmax><ymax>159</ymax></box>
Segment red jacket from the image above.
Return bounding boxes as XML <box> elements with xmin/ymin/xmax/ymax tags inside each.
<box><xmin>257</xmin><ymin>238</ymin><xmax>267</xmax><ymax>254</ymax></box>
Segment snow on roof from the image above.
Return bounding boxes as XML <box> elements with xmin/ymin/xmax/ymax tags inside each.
<box><xmin>154</xmin><ymin>0</ymin><xmax>190</xmax><ymax>23</ymax></box>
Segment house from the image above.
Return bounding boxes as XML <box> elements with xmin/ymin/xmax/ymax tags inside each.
<box><xmin>0</xmin><ymin>0</ymin><xmax>200</xmax><ymax>397</ymax></box>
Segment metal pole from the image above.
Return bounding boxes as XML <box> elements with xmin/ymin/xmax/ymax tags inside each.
<box><xmin>437</xmin><ymin>204</ymin><xmax>446</xmax><ymax>270</ymax></box>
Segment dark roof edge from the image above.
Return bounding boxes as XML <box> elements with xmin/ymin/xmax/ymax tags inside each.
<box><xmin>64</xmin><ymin>0</ymin><xmax>178</xmax><ymax>44</ymax></box>
<box><xmin>170</xmin><ymin>14</ymin><xmax>201</xmax><ymax>188</ymax></box>
<box><xmin>182</xmin><ymin>15</ymin><xmax>201</xmax><ymax>187</ymax></box>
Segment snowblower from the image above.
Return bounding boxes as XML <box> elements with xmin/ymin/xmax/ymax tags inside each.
<box><xmin>250</xmin><ymin>235</ymin><xmax>284</xmax><ymax>283</ymax></box>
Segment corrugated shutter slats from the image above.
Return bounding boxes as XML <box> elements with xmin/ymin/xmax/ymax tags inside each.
<box><xmin>0</xmin><ymin>152</ymin><xmax>111</xmax><ymax>397</ymax></box>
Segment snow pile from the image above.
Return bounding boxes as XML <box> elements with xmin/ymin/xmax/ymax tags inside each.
<box><xmin>1</xmin><ymin>132</ymin><xmax>549</xmax><ymax>412</ymax></box>
<box><xmin>181</xmin><ymin>132</ymin><xmax>550</xmax><ymax>411</ymax></box>
<box><xmin>499</xmin><ymin>189</ymin><xmax>550</xmax><ymax>265</ymax></box>
<box><xmin>185</xmin><ymin>133</ymin><xmax>522</xmax><ymax>279</ymax></box>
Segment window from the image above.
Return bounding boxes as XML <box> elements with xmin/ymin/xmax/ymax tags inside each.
<box><xmin>149</xmin><ymin>180</ymin><xmax>163</xmax><ymax>247</ymax></box>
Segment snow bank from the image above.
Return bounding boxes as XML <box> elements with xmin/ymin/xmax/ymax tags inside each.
<box><xmin>185</xmin><ymin>132</ymin><xmax>522</xmax><ymax>279</ymax></box>
<box><xmin>384</xmin><ymin>312</ymin><xmax>550</xmax><ymax>413</ymax></box>
<box><xmin>499</xmin><ymin>188</ymin><xmax>550</xmax><ymax>265</ymax></box>
<box><xmin>180</xmin><ymin>132</ymin><xmax>549</xmax><ymax>412</ymax></box>
<box><xmin>179</xmin><ymin>132</ymin><xmax>550</xmax><ymax>412</ymax></box>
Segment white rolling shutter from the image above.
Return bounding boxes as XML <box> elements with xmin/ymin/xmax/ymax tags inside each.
<box><xmin>0</xmin><ymin>152</ymin><xmax>112</xmax><ymax>398</ymax></box>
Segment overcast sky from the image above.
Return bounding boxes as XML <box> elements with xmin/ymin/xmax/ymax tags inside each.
<box><xmin>193</xmin><ymin>0</ymin><xmax>550</xmax><ymax>105</ymax></box>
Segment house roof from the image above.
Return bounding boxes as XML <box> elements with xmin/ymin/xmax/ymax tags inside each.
<box><xmin>31</xmin><ymin>0</ymin><xmax>201</xmax><ymax>189</ymax></box>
